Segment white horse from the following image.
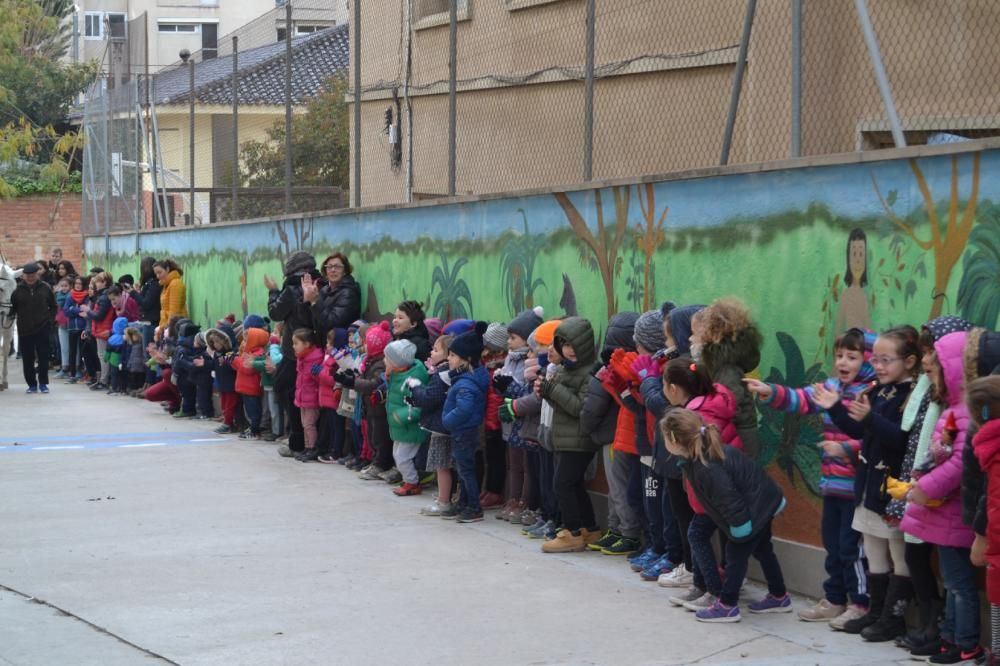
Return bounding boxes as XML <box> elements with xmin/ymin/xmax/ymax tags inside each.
<box><xmin>0</xmin><ymin>262</ymin><xmax>21</xmax><ymax>391</ymax></box>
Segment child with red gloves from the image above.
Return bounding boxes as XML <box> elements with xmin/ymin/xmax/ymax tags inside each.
<box><xmin>337</xmin><ymin>320</ymin><xmax>394</xmax><ymax>481</ymax></box>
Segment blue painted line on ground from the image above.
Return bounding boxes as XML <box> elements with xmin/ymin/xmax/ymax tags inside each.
<box><xmin>0</xmin><ymin>437</ymin><xmax>229</xmax><ymax>453</ymax></box>
<box><xmin>0</xmin><ymin>431</ymin><xmax>208</xmax><ymax>445</ymax></box>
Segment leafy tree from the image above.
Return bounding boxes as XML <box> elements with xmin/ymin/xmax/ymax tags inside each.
<box><xmin>237</xmin><ymin>74</ymin><xmax>349</xmax><ymax>190</ymax></box>
<box><xmin>958</xmin><ymin>202</ymin><xmax>1000</xmax><ymax>329</ymax></box>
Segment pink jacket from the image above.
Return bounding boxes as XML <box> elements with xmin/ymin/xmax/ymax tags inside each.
<box><xmin>294</xmin><ymin>346</ymin><xmax>324</xmax><ymax>410</ymax></box>
<box><xmin>686</xmin><ymin>383</ymin><xmax>743</xmax><ymax>514</ymax></box>
<box><xmin>316</xmin><ymin>352</ymin><xmax>341</xmax><ymax>410</ymax></box>
<box><xmin>900</xmin><ymin>332</ymin><xmax>974</xmax><ymax>548</ymax></box>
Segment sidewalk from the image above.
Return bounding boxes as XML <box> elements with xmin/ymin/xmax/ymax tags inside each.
<box><xmin>0</xmin><ymin>378</ymin><xmax>913</xmax><ymax>666</ymax></box>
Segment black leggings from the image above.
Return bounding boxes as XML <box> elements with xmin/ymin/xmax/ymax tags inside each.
<box><xmin>666</xmin><ymin>477</ymin><xmax>695</xmax><ymax>571</ymax></box>
<box><xmin>905</xmin><ymin>541</ymin><xmax>941</xmax><ymax>605</ymax></box>
<box><xmin>554</xmin><ymin>450</ymin><xmax>597</xmax><ymax>532</ymax></box>
<box><xmin>67</xmin><ymin>330</ymin><xmax>81</xmax><ymax>376</ymax></box>
<box><xmin>476</xmin><ymin>428</ymin><xmax>507</xmax><ymax>495</ymax></box>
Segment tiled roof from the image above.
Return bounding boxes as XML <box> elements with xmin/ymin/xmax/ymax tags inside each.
<box><xmin>151</xmin><ymin>24</ymin><xmax>348</xmax><ymax>107</ymax></box>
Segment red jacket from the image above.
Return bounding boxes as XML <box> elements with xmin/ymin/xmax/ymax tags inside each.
<box><xmin>316</xmin><ymin>352</ymin><xmax>342</xmax><ymax>410</ymax></box>
<box><xmin>294</xmin><ymin>346</ymin><xmax>324</xmax><ymax>410</ymax></box>
<box><xmin>484</xmin><ymin>367</ymin><xmax>503</xmax><ymax>431</ymax></box>
<box><xmin>233</xmin><ymin>328</ymin><xmax>269</xmax><ymax>397</ymax></box>
<box><xmin>974</xmin><ymin>418</ymin><xmax>1000</xmax><ymax>604</ymax></box>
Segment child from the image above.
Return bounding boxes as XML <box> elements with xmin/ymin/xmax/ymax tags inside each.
<box><xmin>339</xmin><ymin>321</ymin><xmax>393</xmax><ymax>480</ymax></box>
<box><xmin>340</xmin><ymin>321</ymin><xmax>368</xmax><ymax>470</ymax></box>
<box><xmin>523</xmin><ymin>319</ymin><xmax>564</xmax><ymax>539</ymax></box>
<box><xmin>124</xmin><ymin>327</ymin><xmax>147</xmax><ymax>395</ymax></box>
<box><xmin>205</xmin><ymin>327</ymin><xmax>239</xmax><ymax>434</ymax></box>
<box><xmin>662</xmin><ymin>408</ymin><xmax>789</xmax><ymax>623</ymax></box>
<box><xmin>386</xmin><ymin>339</ymin><xmax>429</xmax><ymax>494</ymax></box>
<box><xmin>105</xmin><ymin>316</ymin><xmax>129</xmax><ymax>395</ymax></box>
<box><xmin>54</xmin><ymin>277</ymin><xmax>71</xmax><ymax>379</ymax></box>
<box><xmin>745</xmin><ymin>328</ymin><xmax>875</xmax><ymax>627</ymax></box>
<box><xmin>441</xmin><ymin>321</ymin><xmax>490</xmax><ymax>522</ymax></box>
<box><xmin>252</xmin><ymin>326</ymin><xmax>284</xmax><ymax>441</ymax></box>
<box><xmin>898</xmin><ymin>330</ymin><xmax>981</xmax><ymax>663</ymax></box>
<box><xmin>63</xmin><ymin>275</ymin><xmax>89</xmax><ymax>383</ymax></box>
<box><xmin>409</xmin><ymin>334</ymin><xmax>455</xmax><ymax>515</ymax></box>
<box><xmin>538</xmin><ymin>316</ymin><xmax>602</xmax><ymax>553</ymax></box>
<box><xmin>814</xmin><ymin>326</ymin><xmax>920</xmax><ymax>637</ymax></box>
<box><xmin>316</xmin><ymin>328</ymin><xmax>350</xmax><ymax>463</ymax></box>
<box><xmin>480</xmin><ymin>321</ymin><xmax>509</xmax><ymax>510</ymax></box>
<box><xmin>968</xmin><ymin>376</ymin><xmax>1000</xmax><ymax>664</ymax></box>
<box><xmin>234</xmin><ymin>327</ymin><xmax>269</xmax><ymax>439</ymax></box>
<box><xmin>171</xmin><ymin>320</ymin><xmax>201</xmax><ymax>418</ymax></box>
<box><xmin>292</xmin><ymin>328</ymin><xmax>324</xmax><ymax>462</ymax></box>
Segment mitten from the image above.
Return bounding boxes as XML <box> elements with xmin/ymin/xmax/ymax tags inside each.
<box><xmin>632</xmin><ymin>354</ymin><xmax>663</xmax><ymax>381</ymax></box>
<box><xmin>333</xmin><ymin>369</ymin><xmax>356</xmax><ymax>387</ymax></box>
<box><xmin>404</xmin><ymin>376</ymin><xmax>423</xmax><ymax>390</ymax></box>
<box><xmin>499</xmin><ymin>398</ymin><xmax>516</xmax><ymax>423</ymax></box>
<box><xmin>609</xmin><ymin>349</ymin><xmax>639</xmax><ymax>384</ymax></box>
<box><xmin>310</xmin><ymin>363</ymin><xmax>322</xmax><ymax>377</ymax></box>
<box><xmin>492</xmin><ymin>374</ymin><xmax>514</xmax><ymax>394</ymax></box>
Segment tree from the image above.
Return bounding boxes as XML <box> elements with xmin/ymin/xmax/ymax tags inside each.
<box><xmin>430</xmin><ymin>252</ymin><xmax>474</xmax><ymax>320</ymax></box>
<box><xmin>238</xmin><ymin>74</ymin><xmax>349</xmax><ymax>190</ymax></box>
<box><xmin>635</xmin><ymin>182</ymin><xmax>667</xmax><ymax>311</ymax></box>
<box><xmin>957</xmin><ymin>202</ymin><xmax>1000</xmax><ymax>329</ymax></box>
<box><xmin>499</xmin><ymin>209</ymin><xmax>546</xmax><ymax>315</ymax></box>
<box><xmin>872</xmin><ymin>154</ymin><xmax>981</xmax><ymax>319</ymax></box>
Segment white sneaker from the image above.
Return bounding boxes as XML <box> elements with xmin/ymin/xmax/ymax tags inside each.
<box><xmin>682</xmin><ymin>592</ymin><xmax>718</xmax><ymax>612</ymax></box>
<box><xmin>668</xmin><ymin>586</ymin><xmax>705</xmax><ymax>607</ymax></box>
<box><xmin>420</xmin><ymin>500</ymin><xmax>451</xmax><ymax>516</ymax></box>
<box><xmin>658</xmin><ymin>563</ymin><xmax>694</xmax><ymax>588</ymax></box>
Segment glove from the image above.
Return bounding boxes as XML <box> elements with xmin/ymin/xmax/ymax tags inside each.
<box><xmin>499</xmin><ymin>398</ymin><xmax>516</xmax><ymax>423</ymax></box>
<box><xmin>403</xmin><ymin>393</ymin><xmax>415</xmax><ymax>407</ymax></box>
<box><xmin>333</xmin><ymin>369</ymin><xmax>356</xmax><ymax>387</ymax></box>
<box><xmin>609</xmin><ymin>349</ymin><xmax>639</xmax><ymax>384</ymax></box>
<box><xmin>601</xmin><ymin>368</ymin><xmax>630</xmax><ymax>396</ymax></box>
<box><xmin>404</xmin><ymin>376</ymin><xmax>423</xmax><ymax>390</ymax></box>
<box><xmin>632</xmin><ymin>354</ymin><xmax>663</xmax><ymax>381</ymax></box>
<box><xmin>372</xmin><ymin>384</ymin><xmax>387</xmax><ymax>405</ymax></box>
<box><xmin>310</xmin><ymin>363</ymin><xmax>322</xmax><ymax>377</ymax></box>
<box><xmin>492</xmin><ymin>374</ymin><xmax>514</xmax><ymax>394</ymax></box>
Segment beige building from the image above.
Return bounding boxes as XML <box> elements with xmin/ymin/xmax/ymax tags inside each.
<box><xmin>350</xmin><ymin>0</ymin><xmax>1000</xmax><ymax>207</ymax></box>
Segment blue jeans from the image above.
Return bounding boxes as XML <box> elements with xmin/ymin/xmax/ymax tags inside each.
<box><xmin>641</xmin><ymin>464</ymin><xmax>682</xmax><ymax>561</ymax></box>
<box><xmin>938</xmin><ymin>546</ymin><xmax>980</xmax><ymax>651</ymax></box>
<box><xmin>820</xmin><ymin>496</ymin><xmax>867</xmax><ymax>606</ymax></box>
<box><xmin>720</xmin><ymin>520</ymin><xmax>786</xmax><ymax>607</ymax></box>
<box><xmin>243</xmin><ymin>396</ymin><xmax>262</xmax><ymax>433</ymax></box>
<box><xmin>452</xmin><ymin>430</ymin><xmax>481</xmax><ymax>513</ymax></box>
<box><xmin>689</xmin><ymin>514</ymin><xmax>721</xmax><ymax>595</ymax></box>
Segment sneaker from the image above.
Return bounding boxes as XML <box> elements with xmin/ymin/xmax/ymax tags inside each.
<box><xmin>496</xmin><ymin>499</ymin><xmax>517</xmax><ymax>521</ymax></box>
<box><xmin>276</xmin><ymin>443</ymin><xmax>294</xmax><ymax>456</ymax></box>
<box><xmin>89</xmin><ymin>382</ymin><xmax>106</xmax><ymax>391</ymax></box>
<box><xmin>798</xmin><ymin>598</ymin><xmax>845</xmax><ymax>622</ymax></box>
<box><xmin>317</xmin><ymin>454</ymin><xmax>338</xmax><ymax>464</ymax></box>
<box><xmin>658</xmin><ymin>563</ymin><xmax>695</xmax><ymax>588</ymax></box>
<box><xmin>261</xmin><ymin>432</ymin><xmax>278</xmax><ymax>442</ymax></box>
<box><xmin>910</xmin><ymin>639</ymin><xmax>948</xmax><ymax>658</ymax></box>
<box><xmin>379</xmin><ymin>468</ymin><xmax>402</xmax><ymax>484</ymax></box>
<box><xmin>67</xmin><ymin>377</ymin><xmax>78</xmax><ymax>385</ymax></box>
<box><xmin>668</xmin><ymin>586</ymin><xmax>706</xmax><ymax>607</ymax></box>
<box><xmin>393</xmin><ymin>482</ymin><xmax>423</xmax><ymax>496</ymax></box>
<box><xmin>239</xmin><ymin>430</ymin><xmax>262</xmax><ymax>441</ymax></box>
<box><xmin>358</xmin><ymin>465</ymin><xmax>386</xmax><ymax>481</ymax></box>
<box><xmin>630</xmin><ymin>547</ymin><xmax>659</xmax><ymax>572</ymax></box>
<box><xmin>928</xmin><ymin>644</ymin><xmax>983</xmax><ymax>664</ymax></box>
<box><xmin>456</xmin><ymin>509</ymin><xmax>484</xmax><ymax>523</ymax></box>
<box><xmin>421</xmin><ymin>500</ymin><xmax>452</xmax><ymax>516</ymax></box>
<box><xmin>512</xmin><ymin>508</ymin><xmax>534</xmax><ymax>526</ymax></box>
<box><xmin>683</xmin><ymin>592</ymin><xmax>720</xmax><ymax>612</ymax></box>
<box><xmin>640</xmin><ymin>554</ymin><xmax>676</xmax><ymax>581</ymax></box>
<box><xmin>541</xmin><ymin>529</ymin><xmax>587</xmax><ymax>553</ymax></box>
<box><xmin>296</xmin><ymin>449</ymin><xmax>320</xmax><ymax>463</ymax></box>
<box><xmin>337</xmin><ymin>454</ymin><xmax>355</xmax><ymax>467</ymax></box>
<box><xmin>172</xmin><ymin>411</ymin><xmax>195</xmax><ymax>419</ymax></box>
<box><xmin>695</xmin><ymin>600</ymin><xmax>741</xmax><ymax>623</ymax></box>
<box><xmin>419</xmin><ymin>471</ymin><xmax>437</xmax><ymax>486</ymax></box>
<box><xmin>602</xmin><ymin>536</ymin><xmax>641</xmax><ymax>556</ymax></box>
<box><xmin>748</xmin><ymin>594</ymin><xmax>793</xmax><ymax>614</ymax></box>
<box><xmin>588</xmin><ymin>530</ymin><xmax>621</xmax><ymax>552</ymax></box>
<box><xmin>25</xmin><ymin>386</ymin><xmax>37</xmax><ymax>394</ymax></box>
<box><xmin>39</xmin><ymin>385</ymin><xmax>49</xmax><ymax>394</ymax></box>
<box><xmin>347</xmin><ymin>458</ymin><xmax>369</xmax><ymax>471</ymax></box>
<box><xmin>440</xmin><ymin>505</ymin><xmax>462</xmax><ymax>520</ymax></box>
<box><xmin>581</xmin><ymin>528</ymin><xmax>603</xmax><ymax>546</ymax></box>
<box><xmin>828</xmin><ymin>603</ymin><xmax>868</xmax><ymax>631</ymax></box>
<box><xmin>481</xmin><ymin>492</ymin><xmax>504</xmax><ymax>510</ymax></box>
<box><xmin>521</xmin><ymin>518</ymin><xmax>545</xmax><ymax>536</ymax></box>
<box><xmin>529</xmin><ymin>519</ymin><xmax>556</xmax><ymax>539</ymax></box>
<box><xmin>54</xmin><ymin>370</ymin><xmax>65</xmax><ymax>379</ymax></box>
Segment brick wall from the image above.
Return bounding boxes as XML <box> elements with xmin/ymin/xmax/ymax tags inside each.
<box><xmin>0</xmin><ymin>195</ymin><xmax>83</xmax><ymax>270</ymax></box>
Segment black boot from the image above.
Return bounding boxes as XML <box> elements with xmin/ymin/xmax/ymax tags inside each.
<box><xmin>897</xmin><ymin>596</ymin><xmax>942</xmax><ymax>650</ymax></box>
<box><xmin>861</xmin><ymin>574</ymin><xmax>913</xmax><ymax>642</ymax></box>
<box><xmin>843</xmin><ymin>572</ymin><xmax>888</xmax><ymax>634</ymax></box>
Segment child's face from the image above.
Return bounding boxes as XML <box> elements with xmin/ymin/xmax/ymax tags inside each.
<box><xmin>664</xmin><ymin>433</ymin><xmax>688</xmax><ymax>458</ymax></box>
<box><xmin>74</xmin><ymin>279</ymin><xmax>84</xmax><ymax>291</ymax></box>
<box><xmin>871</xmin><ymin>337</ymin><xmax>914</xmax><ymax>384</ymax></box>
<box><xmin>560</xmin><ymin>343</ymin><xmax>577</xmax><ymax>363</ymax></box>
<box><xmin>327</xmin><ymin>336</ymin><xmax>335</xmax><ymax>352</ymax></box>
<box><xmin>392</xmin><ymin>309</ymin><xmax>414</xmax><ymax>335</ymax></box>
<box><xmin>834</xmin><ymin>346</ymin><xmax>865</xmax><ymax>384</ymax></box>
<box><xmin>508</xmin><ymin>332</ymin><xmax>527</xmax><ymax>350</ymax></box>
<box><xmin>447</xmin><ymin>350</ymin><xmax>465</xmax><ymax>371</ymax></box>
<box><xmin>430</xmin><ymin>340</ymin><xmax>449</xmax><ymax>365</ymax></box>
<box><xmin>663</xmin><ymin>320</ymin><xmax>676</xmax><ymax>351</ymax></box>
<box><xmin>547</xmin><ymin>345</ymin><xmax>562</xmax><ymax>364</ymax></box>
<box><xmin>57</xmin><ymin>280</ymin><xmax>70</xmax><ymax>293</ymax></box>
<box><xmin>292</xmin><ymin>337</ymin><xmax>309</xmax><ymax>356</ymax></box>
<box><xmin>663</xmin><ymin>382</ymin><xmax>686</xmax><ymax>407</ymax></box>
<box><xmin>110</xmin><ymin>294</ymin><xmax>121</xmax><ymax>308</ymax></box>
<box><xmin>925</xmin><ymin>351</ymin><xmax>945</xmax><ymax>401</ymax></box>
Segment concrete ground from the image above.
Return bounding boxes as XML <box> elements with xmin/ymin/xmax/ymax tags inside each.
<box><xmin>0</xmin><ymin>376</ymin><xmax>915</xmax><ymax>666</ymax></box>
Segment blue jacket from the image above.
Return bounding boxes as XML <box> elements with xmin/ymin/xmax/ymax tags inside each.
<box><xmin>410</xmin><ymin>362</ymin><xmax>450</xmax><ymax>435</ymax></box>
<box><xmin>442</xmin><ymin>365</ymin><xmax>489</xmax><ymax>436</ymax></box>
<box><xmin>62</xmin><ymin>293</ymin><xmax>89</xmax><ymax>332</ymax></box>
<box><xmin>214</xmin><ymin>351</ymin><xmax>238</xmax><ymax>393</ymax></box>
<box><xmin>108</xmin><ymin>317</ymin><xmax>128</xmax><ymax>350</ymax></box>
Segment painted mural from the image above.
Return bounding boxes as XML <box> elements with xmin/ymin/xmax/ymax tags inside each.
<box><xmin>85</xmin><ymin>146</ymin><xmax>1000</xmax><ymax>548</ymax></box>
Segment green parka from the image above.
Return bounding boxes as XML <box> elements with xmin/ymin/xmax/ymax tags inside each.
<box><xmin>539</xmin><ymin>317</ymin><xmax>598</xmax><ymax>453</ymax></box>
<box><xmin>388</xmin><ymin>360</ymin><xmax>430</xmax><ymax>444</ymax></box>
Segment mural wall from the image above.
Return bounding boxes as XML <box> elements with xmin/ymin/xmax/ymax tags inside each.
<box><xmin>86</xmin><ymin>145</ymin><xmax>1000</xmax><ymax>547</ymax></box>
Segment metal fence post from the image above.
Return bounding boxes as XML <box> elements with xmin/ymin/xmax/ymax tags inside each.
<box><xmin>854</xmin><ymin>0</ymin><xmax>906</xmax><ymax>148</ymax></box>
<box><xmin>720</xmin><ymin>0</ymin><xmax>757</xmax><ymax>165</ymax></box>
<box><xmin>790</xmin><ymin>0</ymin><xmax>802</xmax><ymax>158</ymax></box>
<box><xmin>352</xmin><ymin>0</ymin><xmax>360</xmax><ymax>207</ymax></box>
<box><xmin>284</xmin><ymin>1</ymin><xmax>293</xmax><ymax>213</ymax></box>
<box><xmin>447</xmin><ymin>1</ymin><xmax>457</xmax><ymax>197</ymax></box>
<box><xmin>189</xmin><ymin>58</ymin><xmax>195</xmax><ymax>225</ymax></box>
<box><xmin>232</xmin><ymin>35</ymin><xmax>239</xmax><ymax>220</ymax></box>
<box><xmin>583</xmin><ymin>0</ymin><xmax>595</xmax><ymax>182</ymax></box>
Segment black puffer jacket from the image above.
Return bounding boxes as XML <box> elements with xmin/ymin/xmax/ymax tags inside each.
<box><xmin>684</xmin><ymin>444</ymin><xmax>784</xmax><ymax>543</ymax></box>
<box><xmin>310</xmin><ymin>274</ymin><xmax>361</xmax><ymax>343</ymax></box>
<box><xmin>135</xmin><ymin>278</ymin><xmax>162</xmax><ymax>325</ymax></box>
<box><xmin>397</xmin><ymin>321</ymin><xmax>432</xmax><ymax>362</ymax></box>
<box><xmin>268</xmin><ymin>274</ymin><xmax>316</xmax><ymax>356</ymax></box>
<box><xmin>580</xmin><ymin>312</ymin><xmax>639</xmax><ymax>448</ymax></box>
<box><xmin>702</xmin><ymin>327</ymin><xmax>762</xmax><ymax>459</ymax></box>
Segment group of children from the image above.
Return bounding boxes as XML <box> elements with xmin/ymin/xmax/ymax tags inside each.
<box><xmin>77</xmin><ymin>273</ymin><xmax>1000</xmax><ymax>662</ymax></box>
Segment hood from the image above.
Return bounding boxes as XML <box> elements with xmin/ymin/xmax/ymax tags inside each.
<box><xmin>924</xmin><ymin>315</ymin><xmax>972</xmax><ymax>342</ymax></box>
<box><xmin>703</xmin><ymin>326</ymin><xmax>761</xmax><ymax>374</ymax></box>
<box><xmin>283</xmin><ymin>251</ymin><xmax>316</xmax><ymax>277</ymax></box>
<box><xmin>604</xmin><ymin>312</ymin><xmax>640</xmax><ymax>354</ymax></box>
<box><xmin>555</xmin><ymin>316</ymin><xmax>596</xmax><ymax>367</ymax></box>
<box><xmin>668</xmin><ymin>305</ymin><xmax>705</xmax><ymax>356</ymax></box>
<box><xmin>205</xmin><ymin>327</ymin><xmax>234</xmax><ymax>352</ymax></box>
<box><xmin>177</xmin><ymin>320</ymin><xmax>200</xmax><ymax>339</ymax></box>
<box><xmin>331</xmin><ymin>327</ymin><xmax>349</xmax><ymax>350</ymax></box>
<box><xmin>935</xmin><ymin>331</ymin><xmax>968</xmax><ymax>407</ymax></box>
<box><xmin>966</xmin><ymin>328</ymin><xmax>1000</xmax><ymax>384</ymax></box>
<box><xmin>975</xmin><ymin>420</ymin><xmax>1000</xmax><ymax>470</ymax></box>
<box><xmin>688</xmin><ymin>383</ymin><xmax>737</xmax><ymax>424</ymax></box>
<box><xmin>112</xmin><ymin>317</ymin><xmax>128</xmax><ymax>335</ymax></box>
<box><xmin>456</xmin><ymin>365</ymin><xmax>490</xmax><ymax>392</ymax></box>
<box><xmin>243</xmin><ymin>328</ymin><xmax>270</xmax><ymax>354</ymax></box>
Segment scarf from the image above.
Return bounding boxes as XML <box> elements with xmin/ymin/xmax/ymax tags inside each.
<box><xmin>70</xmin><ymin>288</ymin><xmax>87</xmax><ymax>304</ymax></box>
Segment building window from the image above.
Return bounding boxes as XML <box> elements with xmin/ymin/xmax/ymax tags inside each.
<box><xmin>159</xmin><ymin>23</ymin><xmax>200</xmax><ymax>33</ymax></box>
<box><xmin>107</xmin><ymin>13</ymin><xmax>126</xmax><ymax>38</ymax></box>
<box><xmin>414</xmin><ymin>0</ymin><xmax>470</xmax><ymax>30</ymax></box>
<box><xmin>84</xmin><ymin>12</ymin><xmax>103</xmax><ymax>39</ymax></box>
<box><xmin>505</xmin><ymin>0</ymin><xmax>567</xmax><ymax>10</ymax></box>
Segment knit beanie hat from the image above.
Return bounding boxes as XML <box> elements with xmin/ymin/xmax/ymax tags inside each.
<box><xmin>450</xmin><ymin>321</ymin><xmax>488</xmax><ymax>363</ymax></box>
<box><xmin>443</xmin><ymin>319</ymin><xmax>475</xmax><ymax>336</ymax></box>
<box><xmin>424</xmin><ymin>317</ymin><xmax>443</xmax><ymax>345</ymax></box>
<box><xmin>533</xmin><ymin>319</ymin><xmax>561</xmax><ymax>347</ymax></box>
<box><xmin>243</xmin><ymin>314</ymin><xmax>268</xmax><ymax>332</ymax></box>
<box><xmin>660</xmin><ymin>300</ymin><xmax>677</xmax><ymax>318</ymax></box>
<box><xmin>667</xmin><ymin>305</ymin><xmax>705</xmax><ymax>356</ymax></box>
<box><xmin>924</xmin><ymin>315</ymin><xmax>973</xmax><ymax>342</ymax></box>
<box><xmin>508</xmin><ymin>306</ymin><xmax>544</xmax><ymax>341</ymax></box>
<box><xmin>283</xmin><ymin>251</ymin><xmax>316</xmax><ymax>277</ymax></box>
<box><xmin>365</xmin><ymin>320</ymin><xmax>392</xmax><ymax>358</ymax></box>
<box><xmin>332</xmin><ymin>327</ymin><xmax>349</xmax><ymax>349</ymax></box>
<box><xmin>385</xmin><ymin>339</ymin><xmax>417</xmax><ymax>368</ymax></box>
<box><xmin>633</xmin><ymin>310</ymin><xmax>665</xmax><ymax>352</ymax></box>
<box><xmin>484</xmin><ymin>322</ymin><xmax>509</xmax><ymax>353</ymax></box>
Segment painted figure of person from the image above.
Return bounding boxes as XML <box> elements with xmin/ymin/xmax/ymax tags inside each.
<box><xmin>835</xmin><ymin>229</ymin><xmax>872</xmax><ymax>333</ymax></box>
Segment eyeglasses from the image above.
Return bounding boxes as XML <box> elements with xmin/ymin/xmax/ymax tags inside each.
<box><xmin>325</xmin><ymin>263</ymin><xmax>344</xmax><ymax>271</ymax></box>
<box><xmin>870</xmin><ymin>356</ymin><xmax>902</xmax><ymax>366</ymax></box>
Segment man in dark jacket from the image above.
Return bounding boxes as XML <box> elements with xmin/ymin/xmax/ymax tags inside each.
<box><xmin>10</xmin><ymin>262</ymin><xmax>57</xmax><ymax>393</ymax></box>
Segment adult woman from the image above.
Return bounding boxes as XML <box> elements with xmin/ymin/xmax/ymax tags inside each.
<box><xmin>303</xmin><ymin>252</ymin><xmax>362</xmax><ymax>342</ymax></box>
<box><xmin>154</xmin><ymin>259</ymin><xmax>187</xmax><ymax>329</ymax></box>
<box><xmin>392</xmin><ymin>300</ymin><xmax>432</xmax><ymax>362</ymax></box>
<box><xmin>80</xmin><ymin>271</ymin><xmax>115</xmax><ymax>390</ymax></box>
<box><xmin>56</xmin><ymin>261</ymin><xmax>77</xmax><ymax>281</ymax></box>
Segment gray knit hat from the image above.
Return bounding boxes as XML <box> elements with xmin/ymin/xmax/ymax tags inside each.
<box><xmin>283</xmin><ymin>251</ymin><xmax>316</xmax><ymax>277</ymax></box>
<box><xmin>484</xmin><ymin>322</ymin><xmax>509</xmax><ymax>353</ymax></box>
<box><xmin>507</xmin><ymin>306</ymin><xmax>544</xmax><ymax>342</ymax></box>
<box><xmin>384</xmin><ymin>339</ymin><xmax>417</xmax><ymax>368</ymax></box>
<box><xmin>633</xmin><ymin>309</ymin><xmax>666</xmax><ymax>352</ymax></box>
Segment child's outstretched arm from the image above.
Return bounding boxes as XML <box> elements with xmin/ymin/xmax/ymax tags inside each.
<box><xmin>747</xmin><ymin>377</ymin><xmax>827</xmax><ymax>415</ymax></box>
<box><xmin>409</xmin><ymin>375</ymin><xmax>447</xmax><ymax>410</ymax></box>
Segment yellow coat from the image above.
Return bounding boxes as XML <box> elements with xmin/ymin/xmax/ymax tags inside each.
<box><xmin>158</xmin><ymin>270</ymin><xmax>188</xmax><ymax>328</ymax></box>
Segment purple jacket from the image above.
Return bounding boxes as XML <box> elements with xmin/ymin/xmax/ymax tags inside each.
<box><xmin>900</xmin><ymin>332</ymin><xmax>974</xmax><ymax>548</ymax></box>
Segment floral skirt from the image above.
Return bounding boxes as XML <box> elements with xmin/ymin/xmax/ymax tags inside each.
<box><xmin>426</xmin><ymin>432</ymin><xmax>454</xmax><ymax>471</ymax></box>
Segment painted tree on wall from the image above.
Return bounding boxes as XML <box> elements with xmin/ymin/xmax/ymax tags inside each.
<box><xmin>554</xmin><ymin>186</ymin><xmax>630</xmax><ymax>320</ymax></box>
<box><xmin>636</xmin><ymin>183</ymin><xmax>668</xmax><ymax>311</ymax></box>
<box><xmin>431</xmin><ymin>252</ymin><xmax>474</xmax><ymax>320</ymax></box>
<box><xmin>872</xmin><ymin>154</ymin><xmax>981</xmax><ymax>319</ymax></box>
<box><xmin>957</xmin><ymin>201</ymin><xmax>1000</xmax><ymax>328</ymax></box>
<box><xmin>499</xmin><ymin>209</ymin><xmax>546</xmax><ymax>315</ymax></box>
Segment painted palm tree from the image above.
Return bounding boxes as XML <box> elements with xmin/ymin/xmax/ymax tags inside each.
<box><xmin>958</xmin><ymin>203</ymin><xmax>1000</xmax><ymax>329</ymax></box>
<box><xmin>499</xmin><ymin>209</ymin><xmax>547</xmax><ymax>315</ymax></box>
<box><xmin>431</xmin><ymin>252</ymin><xmax>474</xmax><ymax>320</ymax></box>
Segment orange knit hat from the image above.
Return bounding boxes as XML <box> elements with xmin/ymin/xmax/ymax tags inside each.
<box><xmin>533</xmin><ymin>319</ymin><xmax>562</xmax><ymax>347</ymax></box>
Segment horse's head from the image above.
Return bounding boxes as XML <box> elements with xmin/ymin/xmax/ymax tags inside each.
<box><xmin>0</xmin><ymin>264</ymin><xmax>22</xmax><ymax>305</ymax></box>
